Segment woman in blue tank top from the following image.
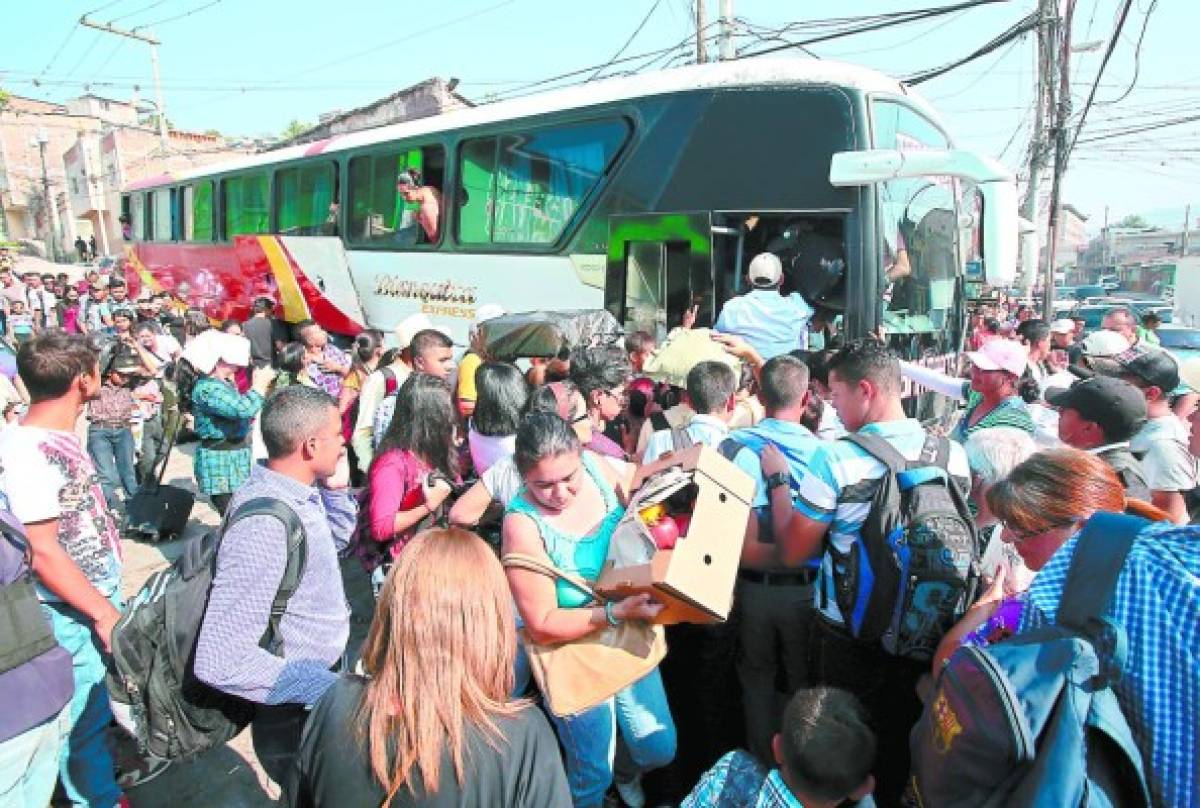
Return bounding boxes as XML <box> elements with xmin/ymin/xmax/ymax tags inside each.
<box><xmin>504</xmin><ymin>413</ymin><xmax>677</xmax><ymax>808</ymax></box>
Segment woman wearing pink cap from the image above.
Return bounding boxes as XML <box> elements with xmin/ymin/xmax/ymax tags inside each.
<box><xmin>901</xmin><ymin>339</ymin><xmax>1035</xmax><ymax>443</ymax></box>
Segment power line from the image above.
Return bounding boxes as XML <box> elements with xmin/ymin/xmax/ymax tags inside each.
<box><xmin>36</xmin><ymin>24</ymin><xmax>81</xmax><ymax>80</ymax></box>
<box><xmin>60</xmin><ymin>31</ymin><xmax>105</xmax><ymax>80</ymax></box>
<box><xmin>110</xmin><ymin>0</ymin><xmax>169</xmax><ymax>25</ymax></box>
<box><xmin>1098</xmin><ymin>0</ymin><xmax>1157</xmax><ymax>106</ymax></box>
<box><xmin>1067</xmin><ymin>0</ymin><xmax>1134</xmax><ymax>155</ymax></box>
<box><xmin>134</xmin><ymin>0</ymin><xmax>222</xmax><ymax>31</ymax></box>
<box><xmin>586</xmin><ymin>0</ymin><xmax>665</xmax><ymax>82</ymax></box>
<box><xmin>906</xmin><ymin>12</ymin><xmax>1039</xmax><ymax>85</ymax></box>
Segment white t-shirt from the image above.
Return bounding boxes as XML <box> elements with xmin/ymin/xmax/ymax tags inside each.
<box><xmin>1130</xmin><ymin>415</ymin><xmax>1199</xmax><ymax>493</ymax></box>
<box><xmin>469</xmin><ymin>427</ymin><xmax>516</xmax><ymax>476</ymax></box>
<box><xmin>0</xmin><ymin>424</ymin><xmax>122</xmax><ymax>598</ymax></box>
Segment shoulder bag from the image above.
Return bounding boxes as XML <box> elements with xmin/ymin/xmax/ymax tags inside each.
<box><xmin>501</xmin><ymin>551</ymin><xmax>667</xmax><ymax>717</ymax></box>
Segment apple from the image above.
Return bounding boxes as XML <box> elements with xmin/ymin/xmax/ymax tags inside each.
<box><xmin>672</xmin><ymin>513</ymin><xmax>691</xmax><ymax>536</ymax></box>
<box><xmin>648</xmin><ymin>516</ymin><xmax>679</xmax><ymax>550</ymax></box>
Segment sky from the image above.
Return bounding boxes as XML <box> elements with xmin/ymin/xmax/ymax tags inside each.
<box><xmin>5</xmin><ymin>0</ymin><xmax>1199</xmax><ymax>233</ymax></box>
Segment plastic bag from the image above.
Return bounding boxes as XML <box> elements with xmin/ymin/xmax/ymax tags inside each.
<box><xmin>477</xmin><ymin>309</ymin><xmax>623</xmax><ymax>362</ymax></box>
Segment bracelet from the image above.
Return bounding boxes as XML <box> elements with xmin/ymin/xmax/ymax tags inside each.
<box><xmin>604</xmin><ymin>601</ymin><xmax>621</xmax><ymax>627</ymax></box>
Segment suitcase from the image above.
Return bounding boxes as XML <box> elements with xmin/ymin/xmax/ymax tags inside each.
<box><xmin>123</xmin><ymin>415</ymin><xmax>195</xmax><ymax>542</ymax></box>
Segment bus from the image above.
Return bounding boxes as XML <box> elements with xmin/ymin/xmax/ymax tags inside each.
<box><xmin>121</xmin><ymin>58</ymin><xmax>1017</xmax><ymax>418</ymax></box>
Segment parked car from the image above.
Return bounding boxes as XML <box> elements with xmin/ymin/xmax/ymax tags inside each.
<box><xmin>1155</xmin><ymin>325</ymin><xmax>1200</xmax><ymax>363</ymax></box>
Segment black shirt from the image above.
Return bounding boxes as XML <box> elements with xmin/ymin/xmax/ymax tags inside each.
<box><xmin>287</xmin><ymin>676</ymin><xmax>570</xmax><ymax>808</ymax></box>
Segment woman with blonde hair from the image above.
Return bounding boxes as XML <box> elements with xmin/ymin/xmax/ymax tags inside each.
<box><xmin>288</xmin><ymin>528</ymin><xmax>569</xmax><ymax>807</ymax></box>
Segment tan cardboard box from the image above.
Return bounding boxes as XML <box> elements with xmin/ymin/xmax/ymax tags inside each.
<box><xmin>597</xmin><ymin>443</ymin><xmax>754</xmax><ymax>624</ymax></box>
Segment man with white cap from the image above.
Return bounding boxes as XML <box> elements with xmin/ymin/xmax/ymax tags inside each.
<box><xmin>456</xmin><ymin>303</ymin><xmax>505</xmax><ymax>419</ymax></box>
<box><xmin>1049</xmin><ymin>318</ymin><xmax>1075</xmax><ymax>351</ymax></box>
<box><xmin>350</xmin><ymin>312</ymin><xmax>430</xmax><ymax>473</ymax></box>
<box><xmin>715</xmin><ymin>252</ymin><xmax>814</xmax><ymax>360</ymax></box>
<box><xmin>187</xmin><ymin>330</ymin><xmax>276</xmax><ymax>515</ymax></box>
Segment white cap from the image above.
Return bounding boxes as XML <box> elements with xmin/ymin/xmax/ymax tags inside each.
<box><xmin>966</xmin><ymin>339</ymin><xmax>1029</xmax><ymax>377</ymax></box>
<box><xmin>182</xmin><ymin>329</ymin><xmax>251</xmax><ymax>374</ymax></box>
<box><xmin>473</xmin><ymin>304</ymin><xmax>506</xmax><ymax>327</ymax></box>
<box><xmin>1049</xmin><ymin>319</ymin><xmax>1075</xmax><ymax>334</ymax></box>
<box><xmin>748</xmin><ymin>253</ymin><xmax>783</xmax><ymax>287</ymax></box>
<box><xmin>394</xmin><ymin>313</ymin><xmax>434</xmax><ymax>350</ymax></box>
<box><xmin>1081</xmin><ymin>330</ymin><xmax>1131</xmax><ymax>357</ymax></box>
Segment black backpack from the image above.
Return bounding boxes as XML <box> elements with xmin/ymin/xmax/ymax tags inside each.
<box><xmin>107</xmin><ymin>498</ymin><xmax>306</xmax><ymax>761</ymax></box>
<box><xmin>833</xmin><ymin>432</ymin><xmax>979</xmax><ymax>661</ymax></box>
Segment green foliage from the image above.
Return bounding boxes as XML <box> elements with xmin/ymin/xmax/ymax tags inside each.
<box><xmin>281</xmin><ymin>119</ymin><xmax>312</xmax><ymax>140</ymax></box>
<box><xmin>1116</xmin><ymin>214</ymin><xmax>1150</xmax><ymax>228</ymax></box>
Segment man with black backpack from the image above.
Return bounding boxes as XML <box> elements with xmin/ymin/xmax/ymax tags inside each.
<box><xmin>761</xmin><ymin>339</ymin><xmax>975</xmax><ymax>807</ymax></box>
<box><xmin>193</xmin><ymin>385</ymin><xmax>356</xmax><ymax>787</ymax></box>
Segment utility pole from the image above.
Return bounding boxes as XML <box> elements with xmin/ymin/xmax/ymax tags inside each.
<box><xmin>718</xmin><ymin>0</ymin><xmax>735</xmax><ymax>61</ymax></box>
<box><xmin>1020</xmin><ymin>0</ymin><xmax>1056</xmax><ymax>299</ymax></box>
<box><xmin>80</xmin><ymin>15</ymin><xmax>169</xmax><ymax>152</ymax></box>
<box><xmin>1041</xmin><ymin>0</ymin><xmax>1074</xmax><ymax>321</ymax></box>
<box><xmin>1183</xmin><ymin>204</ymin><xmax>1191</xmax><ymax>257</ymax></box>
<box><xmin>35</xmin><ymin>128</ymin><xmax>62</xmax><ymax>263</ymax></box>
<box><xmin>695</xmin><ymin>0</ymin><xmax>708</xmax><ymax>64</ymax></box>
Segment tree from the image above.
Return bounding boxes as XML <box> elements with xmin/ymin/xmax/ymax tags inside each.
<box><xmin>0</xmin><ymin>87</ymin><xmax>9</xmax><ymax>111</ymax></box>
<box><xmin>281</xmin><ymin>119</ymin><xmax>312</xmax><ymax>140</ymax></box>
<box><xmin>1116</xmin><ymin>214</ymin><xmax>1150</xmax><ymax>228</ymax></box>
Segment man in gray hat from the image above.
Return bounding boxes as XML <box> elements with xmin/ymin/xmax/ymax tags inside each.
<box><xmin>1046</xmin><ymin>375</ymin><xmax>1151</xmax><ymax>501</ymax></box>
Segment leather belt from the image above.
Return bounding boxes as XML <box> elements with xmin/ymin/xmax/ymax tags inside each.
<box><xmin>738</xmin><ymin>567</ymin><xmax>817</xmax><ymax>586</ymax></box>
<box><xmin>89</xmin><ymin>421</ymin><xmax>130</xmax><ymax>430</ymax></box>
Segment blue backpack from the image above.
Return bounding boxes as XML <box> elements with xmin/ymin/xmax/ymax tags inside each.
<box><xmin>909</xmin><ymin>513</ymin><xmax>1152</xmax><ymax>808</ymax></box>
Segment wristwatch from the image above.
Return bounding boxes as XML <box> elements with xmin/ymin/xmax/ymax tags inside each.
<box><xmin>765</xmin><ymin>471</ymin><xmax>790</xmax><ymax>492</ymax></box>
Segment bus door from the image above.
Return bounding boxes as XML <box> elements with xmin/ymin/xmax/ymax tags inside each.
<box><xmin>604</xmin><ymin>213</ymin><xmax>716</xmax><ymax>343</ymax></box>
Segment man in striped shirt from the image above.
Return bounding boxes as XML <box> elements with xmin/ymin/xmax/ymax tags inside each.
<box><xmin>761</xmin><ymin>339</ymin><xmax>970</xmax><ymax>807</ymax></box>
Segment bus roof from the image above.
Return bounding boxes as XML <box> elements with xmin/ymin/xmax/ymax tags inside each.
<box><xmin>127</xmin><ymin>58</ymin><xmax>939</xmax><ymax>191</ymax></box>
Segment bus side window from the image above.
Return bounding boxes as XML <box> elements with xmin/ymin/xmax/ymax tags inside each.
<box><xmin>120</xmin><ymin>194</ymin><xmax>134</xmax><ymax>241</ymax></box>
<box><xmin>457</xmin><ymin>119</ymin><xmax>628</xmax><ymax>247</ymax></box>
<box><xmin>224</xmin><ymin>172</ymin><xmax>270</xmax><ymax>237</ymax></box>
<box><xmin>183</xmin><ymin>181</ymin><xmax>215</xmax><ymax>241</ymax></box>
<box><xmin>348</xmin><ymin>146</ymin><xmax>444</xmax><ymax>247</ymax></box>
<box><xmin>150</xmin><ymin>189</ymin><xmax>172</xmax><ymax>242</ymax></box>
<box><xmin>276</xmin><ymin>162</ymin><xmax>337</xmax><ymax>237</ymax></box>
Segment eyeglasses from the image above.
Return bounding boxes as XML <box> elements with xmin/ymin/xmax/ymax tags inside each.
<box><xmin>1000</xmin><ymin>519</ymin><xmax>1079</xmax><ymax>543</ymax></box>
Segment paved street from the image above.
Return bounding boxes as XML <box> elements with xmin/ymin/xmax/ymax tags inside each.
<box><xmin>117</xmin><ymin>444</ymin><xmax>374</xmax><ymax>807</ymax></box>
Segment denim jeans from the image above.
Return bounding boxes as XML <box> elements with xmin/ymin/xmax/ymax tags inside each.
<box><xmin>549</xmin><ymin>667</ymin><xmax>677</xmax><ymax>808</ymax></box>
<box><xmin>87</xmin><ymin>426</ymin><xmax>138</xmax><ymax>510</ymax></box>
<box><xmin>44</xmin><ymin>595</ymin><xmax>123</xmax><ymax>808</ymax></box>
<box><xmin>0</xmin><ymin>705</ymin><xmax>71</xmax><ymax>807</ymax></box>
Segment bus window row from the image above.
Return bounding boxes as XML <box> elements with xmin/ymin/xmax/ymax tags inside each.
<box><xmin>122</xmin><ymin>117</ymin><xmax>629</xmax><ymax>249</ymax></box>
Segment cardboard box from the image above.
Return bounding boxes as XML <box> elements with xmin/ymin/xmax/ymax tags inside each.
<box><xmin>597</xmin><ymin>443</ymin><xmax>754</xmax><ymax>624</ymax></box>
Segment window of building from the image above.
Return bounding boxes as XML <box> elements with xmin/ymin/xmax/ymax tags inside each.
<box><xmin>348</xmin><ymin>145</ymin><xmax>444</xmax><ymax>246</ymax></box>
<box><xmin>457</xmin><ymin>119</ymin><xmax>628</xmax><ymax>246</ymax></box>
<box><xmin>182</xmin><ymin>180</ymin><xmax>215</xmax><ymax>241</ymax></box>
<box><xmin>223</xmin><ymin>172</ymin><xmax>270</xmax><ymax>237</ymax></box>
<box><xmin>276</xmin><ymin>162</ymin><xmax>336</xmax><ymax>236</ymax></box>
<box><xmin>151</xmin><ymin>188</ymin><xmax>173</xmax><ymax>241</ymax></box>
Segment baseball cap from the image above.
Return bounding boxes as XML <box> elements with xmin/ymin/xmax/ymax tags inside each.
<box><xmin>1049</xmin><ymin>319</ymin><xmax>1075</xmax><ymax>334</ymax></box>
<box><xmin>1113</xmin><ymin>344</ymin><xmax>1180</xmax><ymax>392</ymax></box>
<box><xmin>747</xmin><ymin>253</ymin><xmax>783</xmax><ymax>287</ymax></box>
<box><xmin>966</xmin><ymin>339</ymin><xmax>1028</xmax><ymax>377</ymax></box>
<box><xmin>473</xmin><ymin>304</ymin><xmax>506</xmax><ymax>327</ymax></box>
<box><xmin>1080</xmin><ymin>330</ymin><xmax>1130</xmax><ymax>357</ymax></box>
<box><xmin>1045</xmin><ymin>376</ymin><xmax>1147</xmax><ymax>442</ymax></box>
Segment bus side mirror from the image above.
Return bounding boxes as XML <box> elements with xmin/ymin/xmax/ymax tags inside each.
<box><xmin>829</xmin><ymin>149</ymin><xmax>1019</xmax><ymax>287</ymax></box>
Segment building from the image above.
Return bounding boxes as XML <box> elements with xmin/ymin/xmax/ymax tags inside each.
<box><xmin>0</xmin><ymin>95</ymin><xmax>102</xmax><ymax>259</ymax></box>
<box><xmin>0</xmin><ymin>91</ymin><xmax>249</xmax><ymax>258</ymax></box>
<box><xmin>1055</xmin><ymin>204</ymin><xmax>1089</xmax><ymax>269</ymax></box>
<box><xmin>280</xmin><ymin>77</ymin><xmax>472</xmax><ymax>146</ymax></box>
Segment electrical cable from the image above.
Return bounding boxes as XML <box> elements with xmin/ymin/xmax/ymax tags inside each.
<box><xmin>586</xmin><ymin>0</ymin><xmax>665</xmax><ymax>82</ymax></box>
<box><xmin>1097</xmin><ymin>0</ymin><xmax>1156</xmax><ymax>106</ymax></box>
<box><xmin>1067</xmin><ymin>0</ymin><xmax>1134</xmax><ymax>155</ymax></box>
<box><xmin>133</xmin><ymin>0</ymin><xmax>222</xmax><ymax>31</ymax></box>
<box><xmin>109</xmin><ymin>0</ymin><xmax>169</xmax><ymax>25</ymax></box>
<box><xmin>906</xmin><ymin>12</ymin><xmax>1039</xmax><ymax>85</ymax></box>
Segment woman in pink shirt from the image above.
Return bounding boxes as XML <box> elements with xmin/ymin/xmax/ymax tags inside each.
<box><xmin>361</xmin><ymin>373</ymin><xmax>460</xmax><ymax>592</ymax></box>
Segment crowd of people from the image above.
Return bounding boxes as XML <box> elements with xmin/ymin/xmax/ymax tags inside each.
<box><xmin>0</xmin><ymin>257</ymin><xmax>1197</xmax><ymax>808</ymax></box>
